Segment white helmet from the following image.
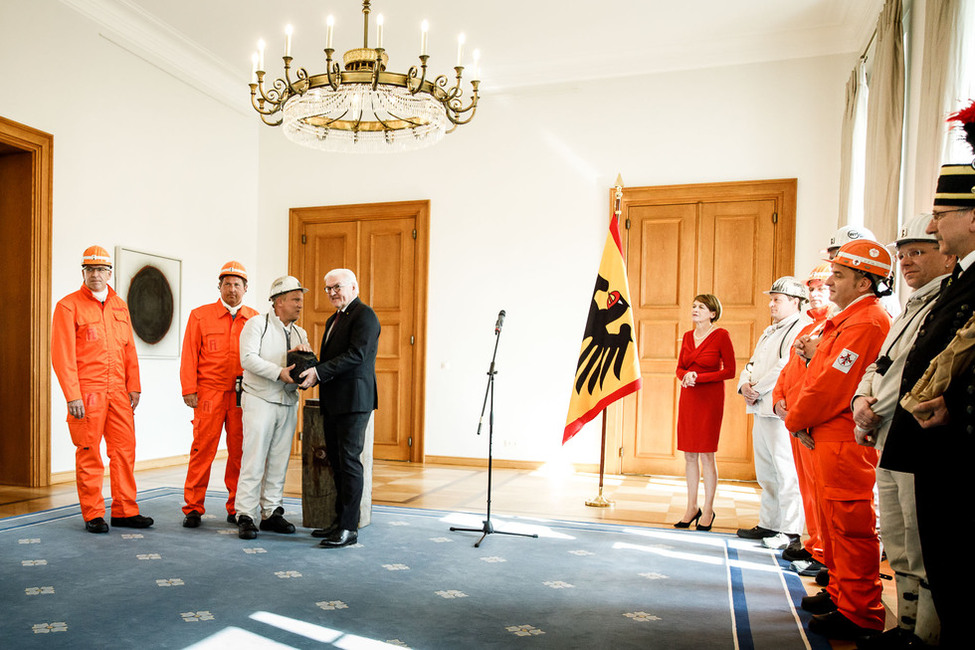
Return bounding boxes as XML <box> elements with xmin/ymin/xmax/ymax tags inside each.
<box><xmin>891</xmin><ymin>213</ymin><xmax>938</xmax><ymax>247</ymax></box>
<box><xmin>826</xmin><ymin>225</ymin><xmax>877</xmax><ymax>253</ymax></box>
<box><xmin>268</xmin><ymin>275</ymin><xmax>309</xmax><ymax>301</ymax></box>
<box><xmin>764</xmin><ymin>276</ymin><xmax>808</xmax><ymax>302</ymax></box>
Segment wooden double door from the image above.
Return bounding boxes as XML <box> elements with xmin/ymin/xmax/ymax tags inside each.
<box><xmin>289</xmin><ymin>201</ymin><xmax>428</xmax><ymax>462</ymax></box>
<box><xmin>614</xmin><ymin>180</ymin><xmax>796</xmax><ymax>480</ymax></box>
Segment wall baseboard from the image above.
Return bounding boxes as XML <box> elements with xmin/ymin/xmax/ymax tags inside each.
<box><xmin>423</xmin><ymin>455</ymin><xmax>600</xmax><ymax>474</ymax></box>
<box><xmin>50</xmin><ymin>450</ymin><xmax>229</xmax><ymax>485</ymax></box>
<box><xmin>49</xmin><ymin>451</ymin><xmax>603</xmax><ymax>484</ymax></box>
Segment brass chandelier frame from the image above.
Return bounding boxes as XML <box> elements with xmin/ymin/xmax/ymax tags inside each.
<box><xmin>248</xmin><ymin>1</ymin><xmax>479</xmax><ymax>139</ymax></box>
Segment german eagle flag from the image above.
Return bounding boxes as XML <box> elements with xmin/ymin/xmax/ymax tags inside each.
<box><xmin>563</xmin><ymin>209</ymin><xmax>642</xmax><ymax>444</ymax></box>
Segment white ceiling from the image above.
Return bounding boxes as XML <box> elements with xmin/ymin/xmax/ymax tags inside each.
<box><xmin>64</xmin><ymin>0</ymin><xmax>882</xmax><ymax>110</ymax></box>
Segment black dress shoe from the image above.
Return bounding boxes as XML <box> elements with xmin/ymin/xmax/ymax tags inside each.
<box><xmin>319</xmin><ymin>529</ymin><xmax>357</xmax><ymax>548</ymax></box>
<box><xmin>237</xmin><ymin>514</ymin><xmax>258</xmax><ymax>540</ymax></box>
<box><xmin>259</xmin><ymin>507</ymin><xmax>296</xmax><ymax>534</ymax></box>
<box><xmin>801</xmin><ymin>589</ymin><xmax>838</xmax><ymax>615</ymax></box>
<box><xmin>259</xmin><ymin>514</ymin><xmax>296</xmax><ymax>533</ymax></box>
<box><xmin>673</xmin><ymin>508</ymin><xmax>702</xmax><ymax>529</ymax></box>
<box><xmin>182</xmin><ymin>511</ymin><xmax>202</xmax><ymax>528</ymax></box>
<box><xmin>855</xmin><ymin>627</ymin><xmax>922</xmax><ymax>649</ymax></box>
<box><xmin>696</xmin><ymin>513</ymin><xmax>716</xmax><ymax>531</ymax></box>
<box><xmin>85</xmin><ymin>517</ymin><xmax>109</xmax><ymax>533</ymax></box>
<box><xmin>736</xmin><ymin>525</ymin><xmax>777</xmax><ymax>539</ymax></box>
<box><xmin>808</xmin><ymin>611</ymin><xmax>881</xmax><ymax>641</ymax></box>
<box><xmin>815</xmin><ymin>566</ymin><xmax>830</xmax><ymax>587</ymax></box>
<box><xmin>311</xmin><ymin>525</ymin><xmax>339</xmax><ymax>538</ymax></box>
<box><xmin>782</xmin><ymin>540</ymin><xmax>813</xmax><ymax>562</ymax></box>
<box><xmin>111</xmin><ymin>514</ymin><xmax>154</xmax><ymax>528</ymax></box>
<box><xmin>226</xmin><ymin>513</ymin><xmax>237</xmax><ymax>525</ymax></box>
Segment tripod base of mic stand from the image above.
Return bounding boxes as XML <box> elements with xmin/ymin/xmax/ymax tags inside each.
<box><xmin>450</xmin><ymin>519</ymin><xmax>539</xmax><ymax>548</ymax></box>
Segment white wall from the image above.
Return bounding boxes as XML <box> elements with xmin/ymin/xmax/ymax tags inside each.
<box><xmin>256</xmin><ymin>53</ymin><xmax>856</xmax><ymax>466</ymax></box>
<box><xmin>1</xmin><ymin>1</ymin><xmax>260</xmax><ymax>473</ymax></box>
<box><xmin>2</xmin><ymin>1</ymin><xmax>854</xmax><ymax>474</ymax></box>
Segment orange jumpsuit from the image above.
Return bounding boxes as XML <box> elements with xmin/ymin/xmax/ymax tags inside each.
<box><xmin>51</xmin><ymin>284</ymin><xmax>142</xmax><ymax>522</ymax></box>
<box><xmin>785</xmin><ymin>296</ymin><xmax>890</xmax><ymax>631</ymax></box>
<box><xmin>179</xmin><ymin>301</ymin><xmax>258</xmax><ymax>516</ymax></box>
<box><xmin>773</xmin><ymin>306</ymin><xmax>829</xmax><ymax>563</ymax></box>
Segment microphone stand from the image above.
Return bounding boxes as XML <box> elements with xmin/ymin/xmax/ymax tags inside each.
<box><xmin>451</xmin><ymin>311</ymin><xmax>538</xmax><ymax>548</ymax></box>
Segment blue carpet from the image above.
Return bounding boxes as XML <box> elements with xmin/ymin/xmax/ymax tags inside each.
<box><xmin>1</xmin><ymin>488</ymin><xmax>829</xmax><ymax>649</ymax></box>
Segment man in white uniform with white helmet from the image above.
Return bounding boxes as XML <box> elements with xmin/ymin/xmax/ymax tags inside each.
<box><xmin>736</xmin><ymin>277</ymin><xmax>808</xmax><ymax>547</ymax></box>
<box><xmin>235</xmin><ymin>275</ymin><xmax>312</xmax><ymax>540</ymax></box>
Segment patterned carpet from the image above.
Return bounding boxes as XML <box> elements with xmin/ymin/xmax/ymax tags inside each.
<box><xmin>1</xmin><ymin>488</ymin><xmax>827</xmax><ymax>649</ymax></box>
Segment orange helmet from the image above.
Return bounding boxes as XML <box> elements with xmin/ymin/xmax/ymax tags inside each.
<box><xmin>81</xmin><ymin>245</ymin><xmax>112</xmax><ymax>268</ymax></box>
<box><xmin>828</xmin><ymin>239</ymin><xmax>893</xmax><ymax>279</ymax></box>
<box><xmin>219</xmin><ymin>260</ymin><xmax>247</xmax><ymax>281</ymax></box>
<box><xmin>806</xmin><ymin>263</ymin><xmax>831</xmax><ymax>287</ymax></box>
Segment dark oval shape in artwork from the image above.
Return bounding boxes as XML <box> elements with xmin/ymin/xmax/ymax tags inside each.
<box><xmin>127</xmin><ymin>265</ymin><xmax>174</xmax><ymax>345</ymax></box>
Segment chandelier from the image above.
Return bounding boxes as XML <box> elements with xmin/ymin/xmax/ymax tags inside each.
<box><xmin>248</xmin><ymin>1</ymin><xmax>480</xmax><ymax>153</ymax></box>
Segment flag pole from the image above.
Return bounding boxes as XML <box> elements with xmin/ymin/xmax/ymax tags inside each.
<box><xmin>584</xmin><ymin>410</ymin><xmax>613</xmax><ymax>507</ymax></box>
<box><xmin>585</xmin><ymin>173</ymin><xmax>625</xmax><ymax>509</ymax></box>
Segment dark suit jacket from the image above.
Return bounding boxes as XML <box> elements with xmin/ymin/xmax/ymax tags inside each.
<box><xmin>314</xmin><ymin>297</ymin><xmax>381</xmax><ymax>416</ymax></box>
<box><xmin>881</xmin><ymin>266</ymin><xmax>975</xmax><ymax>473</ymax></box>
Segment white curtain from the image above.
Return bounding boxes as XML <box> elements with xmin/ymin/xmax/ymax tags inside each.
<box><xmin>911</xmin><ymin>0</ymin><xmax>962</xmax><ymax>216</ymax></box>
<box><xmin>945</xmin><ymin>0</ymin><xmax>975</xmax><ymax>165</ymax></box>
<box><xmin>863</xmin><ymin>0</ymin><xmax>905</xmax><ymax>244</ymax></box>
<box><xmin>839</xmin><ymin>62</ymin><xmax>869</xmax><ymax>229</ymax></box>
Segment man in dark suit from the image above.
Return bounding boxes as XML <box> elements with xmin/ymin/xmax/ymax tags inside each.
<box><xmin>299</xmin><ymin>268</ymin><xmax>380</xmax><ymax>548</ymax></box>
<box><xmin>879</xmin><ymin>161</ymin><xmax>975</xmax><ymax>648</ymax></box>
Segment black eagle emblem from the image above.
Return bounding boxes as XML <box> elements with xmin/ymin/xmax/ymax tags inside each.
<box><xmin>575</xmin><ymin>274</ymin><xmax>633</xmax><ymax>394</ymax></box>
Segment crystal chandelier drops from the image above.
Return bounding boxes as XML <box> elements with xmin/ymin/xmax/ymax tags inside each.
<box><xmin>249</xmin><ymin>1</ymin><xmax>480</xmax><ymax>153</ymax></box>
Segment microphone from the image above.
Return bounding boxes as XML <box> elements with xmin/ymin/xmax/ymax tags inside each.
<box><xmin>494</xmin><ymin>310</ymin><xmax>506</xmax><ymax>334</ymax></box>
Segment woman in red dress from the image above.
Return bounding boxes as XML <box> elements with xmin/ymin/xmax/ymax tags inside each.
<box><xmin>673</xmin><ymin>294</ymin><xmax>735</xmax><ymax>531</ymax></box>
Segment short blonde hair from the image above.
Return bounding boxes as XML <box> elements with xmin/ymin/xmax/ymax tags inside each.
<box><xmin>693</xmin><ymin>294</ymin><xmax>722</xmax><ymax>322</ymax></box>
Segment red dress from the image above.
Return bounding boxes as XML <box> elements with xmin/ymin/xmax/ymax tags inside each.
<box><xmin>676</xmin><ymin>328</ymin><xmax>736</xmax><ymax>453</ymax></box>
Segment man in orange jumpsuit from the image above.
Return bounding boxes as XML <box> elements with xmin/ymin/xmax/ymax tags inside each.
<box><xmin>180</xmin><ymin>261</ymin><xmax>258</xmax><ymax>528</ymax></box>
<box><xmin>51</xmin><ymin>246</ymin><xmax>154</xmax><ymax>533</ymax></box>
<box><xmin>772</xmin><ymin>263</ymin><xmax>833</xmax><ymax>575</ymax></box>
<box><xmin>784</xmin><ymin>239</ymin><xmax>893</xmax><ymax>641</ymax></box>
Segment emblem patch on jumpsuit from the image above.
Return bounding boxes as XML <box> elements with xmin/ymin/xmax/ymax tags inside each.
<box><xmin>832</xmin><ymin>348</ymin><xmax>859</xmax><ymax>373</ymax></box>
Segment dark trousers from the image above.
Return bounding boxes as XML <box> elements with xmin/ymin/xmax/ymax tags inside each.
<box><xmin>322</xmin><ymin>410</ymin><xmax>370</xmax><ymax>531</ymax></box>
<box><xmin>915</xmin><ymin>454</ymin><xmax>965</xmax><ymax>648</ymax></box>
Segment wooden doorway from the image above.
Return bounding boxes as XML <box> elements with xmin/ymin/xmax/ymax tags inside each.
<box><xmin>0</xmin><ymin>116</ymin><xmax>53</xmax><ymax>487</ymax></box>
<box><xmin>289</xmin><ymin>200</ymin><xmax>428</xmax><ymax>462</ymax></box>
<box><xmin>613</xmin><ymin>179</ymin><xmax>796</xmax><ymax>481</ymax></box>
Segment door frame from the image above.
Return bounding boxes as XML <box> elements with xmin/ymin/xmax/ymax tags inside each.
<box><xmin>609</xmin><ymin>178</ymin><xmax>797</xmax><ymax>478</ymax></box>
<box><xmin>288</xmin><ymin>200</ymin><xmax>429</xmax><ymax>463</ymax></box>
<box><xmin>0</xmin><ymin>116</ymin><xmax>53</xmax><ymax>487</ymax></box>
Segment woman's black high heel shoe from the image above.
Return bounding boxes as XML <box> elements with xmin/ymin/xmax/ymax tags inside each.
<box><xmin>674</xmin><ymin>508</ymin><xmax>702</xmax><ymax>529</ymax></box>
<box><xmin>696</xmin><ymin>512</ymin><xmax>716</xmax><ymax>531</ymax></box>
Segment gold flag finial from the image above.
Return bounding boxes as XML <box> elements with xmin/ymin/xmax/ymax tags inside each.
<box><xmin>615</xmin><ymin>173</ymin><xmax>624</xmax><ymax>188</ymax></box>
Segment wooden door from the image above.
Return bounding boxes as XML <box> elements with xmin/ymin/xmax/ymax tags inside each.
<box><xmin>360</xmin><ymin>218</ymin><xmax>416</xmax><ymax>462</ymax></box>
<box><xmin>0</xmin><ymin>117</ymin><xmax>52</xmax><ymax>487</ymax></box>
<box><xmin>617</xmin><ymin>180</ymin><xmax>795</xmax><ymax>481</ymax></box>
<box><xmin>289</xmin><ymin>201</ymin><xmax>428</xmax><ymax>462</ymax></box>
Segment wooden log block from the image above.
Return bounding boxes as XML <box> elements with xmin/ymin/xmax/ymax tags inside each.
<box><xmin>301</xmin><ymin>398</ymin><xmax>373</xmax><ymax>529</ymax></box>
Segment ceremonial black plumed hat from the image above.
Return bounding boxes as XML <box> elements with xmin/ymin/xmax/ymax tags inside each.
<box><xmin>936</xmin><ymin>100</ymin><xmax>975</xmax><ymax>208</ymax></box>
